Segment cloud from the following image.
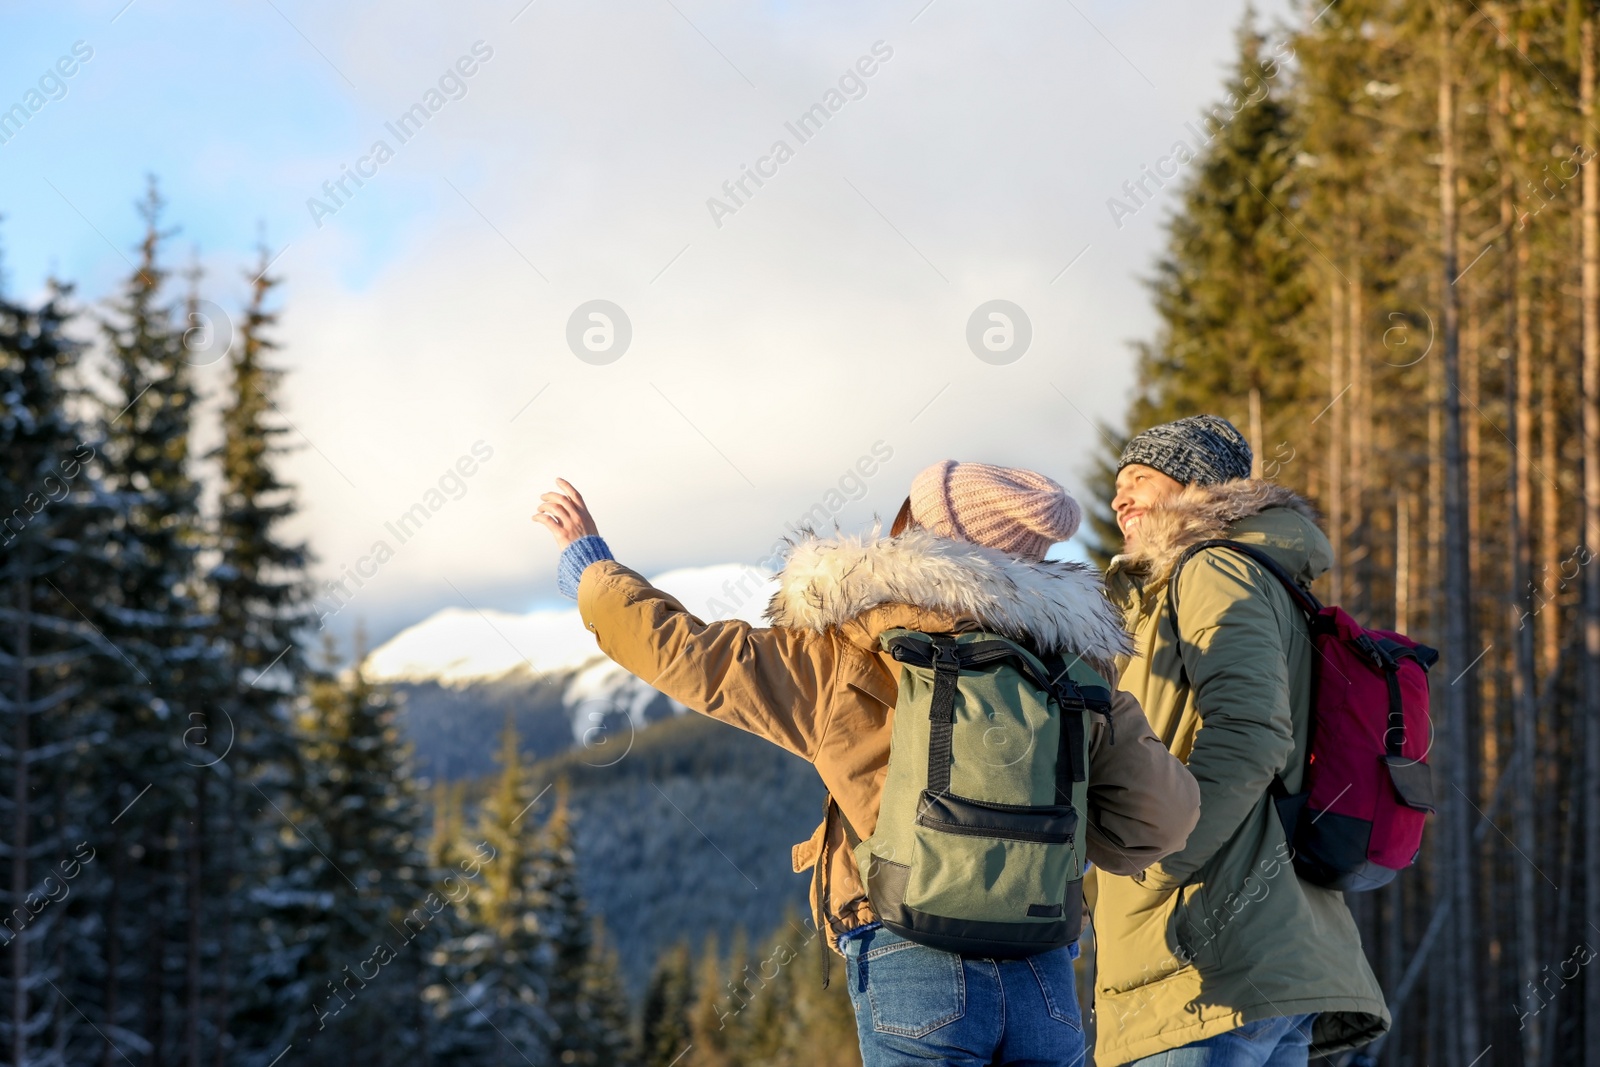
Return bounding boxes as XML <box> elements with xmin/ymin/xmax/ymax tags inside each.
<box><xmin>1</xmin><ymin>0</ymin><xmax>1284</xmax><ymax>651</ymax></box>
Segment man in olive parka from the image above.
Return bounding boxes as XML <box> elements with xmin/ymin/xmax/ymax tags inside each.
<box><xmin>1089</xmin><ymin>415</ymin><xmax>1388</xmax><ymax>1067</ymax></box>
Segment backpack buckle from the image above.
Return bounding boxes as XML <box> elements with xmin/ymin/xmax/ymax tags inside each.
<box><xmin>930</xmin><ymin>639</ymin><xmax>961</xmax><ymax>670</ymax></box>
<box><xmin>1356</xmin><ymin>634</ymin><xmax>1395</xmax><ymax>671</ymax></box>
<box><xmin>1052</xmin><ymin>678</ymin><xmax>1086</xmax><ymax>709</ymax></box>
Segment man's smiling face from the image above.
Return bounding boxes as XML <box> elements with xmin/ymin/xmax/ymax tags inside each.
<box><xmin>1111</xmin><ymin>464</ymin><xmax>1184</xmax><ymax>546</ymax></box>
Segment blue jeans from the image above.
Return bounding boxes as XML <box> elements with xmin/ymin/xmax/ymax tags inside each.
<box><xmin>1129</xmin><ymin>1013</ymin><xmax>1317</xmax><ymax>1067</ymax></box>
<box><xmin>840</xmin><ymin>927</ymin><xmax>1085</xmax><ymax>1066</ymax></box>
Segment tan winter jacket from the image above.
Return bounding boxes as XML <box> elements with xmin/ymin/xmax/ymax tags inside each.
<box><xmin>576</xmin><ymin>528</ymin><xmax>1200</xmax><ymax>954</ymax></box>
<box><xmin>1090</xmin><ymin>479</ymin><xmax>1389</xmax><ymax>1065</ymax></box>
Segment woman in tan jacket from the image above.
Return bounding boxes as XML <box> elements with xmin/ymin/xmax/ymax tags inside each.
<box><xmin>534</xmin><ymin>462</ymin><xmax>1199</xmax><ymax>1067</ymax></box>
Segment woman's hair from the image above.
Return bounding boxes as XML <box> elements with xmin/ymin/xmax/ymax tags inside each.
<box><xmin>890</xmin><ymin>496</ymin><xmax>914</xmax><ymax>537</ymax></box>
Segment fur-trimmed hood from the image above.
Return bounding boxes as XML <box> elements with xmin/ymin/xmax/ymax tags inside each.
<box><xmin>763</xmin><ymin>527</ymin><xmax>1132</xmax><ymax>662</ymax></box>
<box><xmin>1113</xmin><ymin>478</ymin><xmax>1327</xmax><ymax>588</ymax></box>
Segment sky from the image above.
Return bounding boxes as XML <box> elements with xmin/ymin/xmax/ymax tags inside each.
<box><xmin>1</xmin><ymin>0</ymin><xmax>1294</xmax><ymax>654</ymax></box>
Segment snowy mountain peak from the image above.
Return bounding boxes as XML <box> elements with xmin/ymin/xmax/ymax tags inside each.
<box><xmin>364</xmin><ymin>563</ymin><xmax>776</xmax><ymax>687</ymax></box>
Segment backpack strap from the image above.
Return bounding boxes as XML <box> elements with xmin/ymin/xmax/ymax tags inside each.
<box><xmin>1165</xmin><ymin>538</ymin><xmax>1323</xmax><ymax>627</ymax></box>
<box><xmin>1164</xmin><ymin>539</ymin><xmax>1321</xmax><ymax>822</ymax></box>
<box><xmin>883</xmin><ymin>634</ymin><xmax>1112</xmax><ymax>802</ymax></box>
<box><xmin>924</xmin><ymin>636</ymin><xmax>962</xmax><ymax>796</ymax></box>
<box><xmin>1366</xmin><ymin>636</ymin><xmax>1438</xmax><ymax>758</ymax></box>
<box><xmin>1039</xmin><ymin>651</ymin><xmax>1089</xmax><ymax>800</ymax></box>
<box><xmin>1041</xmin><ymin>655</ymin><xmax>1117</xmax><ymax>811</ymax></box>
<box><xmin>1382</xmin><ymin>659</ymin><xmax>1405</xmax><ymax>760</ymax></box>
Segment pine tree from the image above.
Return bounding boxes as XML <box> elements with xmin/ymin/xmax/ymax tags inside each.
<box><xmin>90</xmin><ymin>181</ymin><xmax>231</xmax><ymax>1067</ymax></box>
<box><xmin>686</xmin><ymin>935</ymin><xmax>733</xmax><ymax>1067</ymax></box>
<box><xmin>544</xmin><ymin>781</ymin><xmax>592</xmax><ymax>1064</ymax></box>
<box><xmin>718</xmin><ymin>929</ymin><xmax>758</xmax><ymax>1066</ymax></box>
<box><xmin>579</xmin><ymin>920</ymin><xmax>637</xmax><ymax>1067</ymax></box>
<box><xmin>1089</xmin><ymin>15</ymin><xmax>1311</xmax><ymax>564</ymax></box>
<box><xmin>543</xmin><ymin>781</ymin><xmax>634</xmax><ymax>1065</ymax></box>
<box><xmin>1152</xmin><ymin>13</ymin><xmax>1312</xmax><ymax>415</ymax></box>
<box><xmin>429</xmin><ymin>781</ymin><xmax>466</xmax><ymax>870</ymax></box>
<box><xmin>0</xmin><ymin>280</ymin><xmax>111</xmax><ymax>1067</ymax></box>
<box><xmin>427</xmin><ymin>719</ymin><xmax>555</xmax><ymax>1066</ymax></box>
<box><xmin>736</xmin><ymin>926</ymin><xmax>791</xmax><ymax>1067</ymax></box>
<box><xmin>632</xmin><ymin>911</ymin><xmax>859</xmax><ymax>1067</ymax></box>
<box><xmin>241</xmin><ymin>639</ymin><xmax>431</xmax><ymax>1066</ymax></box>
<box><xmin>210</xmin><ymin>242</ymin><xmax>310</xmax><ymax>702</ymax></box>
<box><xmin>207</xmin><ymin>242</ymin><xmax>316</xmax><ymax>1066</ymax></box>
<box><xmin>1128</xmin><ymin>14</ymin><xmax>1312</xmax><ymax>448</ymax></box>
<box><xmin>760</xmin><ymin>912</ymin><xmax>857</xmax><ymax>1067</ymax></box>
<box><xmin>638</xmin><ymin>943</ymin><xmax>694</xmax><ymax>1067</ymax></box>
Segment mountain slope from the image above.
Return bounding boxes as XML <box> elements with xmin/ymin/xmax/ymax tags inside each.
<box><xmin>528</xmin><ymin>713</ymin><xmax>826</xmax><ymax>993</ymax></box>
<box><xmin>369</xmin><ymin>563</ymin><xmax>776</xmax><ymax>780</ymax></box>
<box><xmin>370</xmin><ymin>563</ymin><xmax>823</xmax><ymax>992</ymax></box>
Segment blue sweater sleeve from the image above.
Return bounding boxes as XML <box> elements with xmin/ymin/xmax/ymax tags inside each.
<box><xmin>557</xmin><ymin>535</ymin><xmax>615</xmax><ymax>600</ymax></box>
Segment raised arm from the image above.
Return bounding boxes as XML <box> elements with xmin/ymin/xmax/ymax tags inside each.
<box><xmin>576</xmin><ymin>560</ymin><xmax>844</xmax><ymax>759</ymax></box>
<box><xmin>535</xmin><ymin>479</ymin><xmax>842</xmax><ymax>760</ymax></box>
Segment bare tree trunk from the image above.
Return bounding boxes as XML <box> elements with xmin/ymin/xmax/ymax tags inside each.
<box><xmin>1383</xmin><ymin>422</ymin><xmax>1407</xmax><ymax>1065</ymax></box>
<box><xmin>212</xmin><ymin>779</ymin><xmax>233</xmax><ymax>1067</ymax></box>
<box><xmin>1248</xmin><ymin>386</ymin><xmax>1264</xmax><ymax>478</ymax></box>
<box><xmin>1424</xmin><ymin>229</ymin><xmax>1447</xmax><ymax>1067</ymax></box>
<box><xmin>103</xmin><ymin>821</ymin><xmax>122</xmax><ymax>1067</ymax></box>
<box><xmin>1349</xmin><ymin>248</ymin><xmax>1368</xmax><ymax>616</ymax></box>
<box><xmin>1428</xmin><ymin>899</ymin><xmax>1446</xmax><ymax>1065</ymax></box>
<box><xmin>49</xmin><ymin>785</ymin><xmax>66</xmax><ymax>1066</ymax></box>
<box><xmin>1541</xmin><ymin>296</ymin><xmax>1563</xmax><ymax>684</ymax></box>
<box><xmin>1580</xmin><ymin>16</ymin><xmax>1600</xmax><ymax>1065</ymax></box>
<box><xmin>1381</xmin><ymin>879</ymin><xmax>1404</xmax><ymax>1066</ymax></box>
<box><xmin>1465</xmin><ymin>294</ymin><xmax>1483</xmax><ymax>601</ymax></box>
<box><xmin>1543</xmin><ymin>728</ymin><xmax>1581</xmax><ymax>1067</ymax></box>
<box><xmin>1504</xmin><ymin>62</ymin><xmax>1542</xmax><ymax>1060</ymax></box>
<box><xmin>145</xmin><ymin>845</ymin><xmax>170</xmax><ymax>1066</ymax></box>
<box><xmin>1438</xmin><ymin>7</ymin><xmax>1483</xmax><ymax>1061</ymax></box>
<box><xmin>11</xmin><ymin>564</ymin><xmax>30</xmax><ymax>1067</ymax></box>
<box><xmin>1398</xmin><ymin>496</ymin><xmax>1412</xmax><ymax>633</ymax></box>
<box><xmin>186</xmin><ymin>768</ymin><xmax>205</xmax><ymax>1067</ymax></box>
<box><xmin>1330</xmin><ymin>276</ymin><xmax>1346</xmax><ymax>604</ymax></box>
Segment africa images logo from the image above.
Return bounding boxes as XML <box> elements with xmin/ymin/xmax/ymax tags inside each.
<box><xmin>966</xmin><ymin>300</ymin><xmax>1032</xmax><ymax>365</ymax></box>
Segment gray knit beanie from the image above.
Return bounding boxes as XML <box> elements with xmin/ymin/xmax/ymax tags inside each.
<box><xmin>1118</xmin><ymin>415</ymin><xmax>1253</xmax><ymax>486</ymax></box>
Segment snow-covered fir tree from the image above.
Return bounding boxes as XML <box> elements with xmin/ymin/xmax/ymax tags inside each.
<box><xmin>0</xmin><ymin>281</ymin><xmax>113</xmax><ymax>1067</ymax></box>
<box><xmin>427</xmin><ymin>719</ymin><xmax>557</xmax><ymax>1065</ymax></box>
<box><xmin>204</xmin><ymin>243</ymin><xmax>317</xmax><ymax>1065</ymax></box>
<box><xmin>542</xmin><ymin>782</ymin><xmax>635</xmax><ymax>1067</ymax></box>
<box><xmin>242</xmin><ymin>639</ymin><xmax>431</xmax><ymax>1066</ymax></box>
<box><xmin>90</xmin><ymin>182</ymin><xmax>232</xmax><ymax>1066</ymax></box>
<box><xmin>637</xmin><ymin>943</ymin><xmax>694</xmax><ymax>1067</ymax></box>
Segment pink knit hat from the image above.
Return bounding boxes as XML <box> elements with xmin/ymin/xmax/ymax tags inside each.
<box><xmin>907</xmin><ymin>461</ymin><xmax>1081</xmax><ymax>562</ymax></box>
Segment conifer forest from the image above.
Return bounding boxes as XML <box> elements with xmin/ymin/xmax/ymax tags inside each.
<box><xmin>7</xmin><ymin>1</ymin><xmax>1600</xmax><ymax>1066</ymax></box>
<box><xmin>1085</xmin><ymin>3</ymin><xmax>1600</xmax><ymax>1064</ymax></box>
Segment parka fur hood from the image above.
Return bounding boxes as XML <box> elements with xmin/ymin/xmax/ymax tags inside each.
<box><xmin>764</xmin><ymin>526</ymin><xmax>1133</xmax><ymax>663</ymax></box>
<box><xmin>1114</xmin><ymin>478</ymin><xmax>1324</xmax><ymax>588</ymax></box>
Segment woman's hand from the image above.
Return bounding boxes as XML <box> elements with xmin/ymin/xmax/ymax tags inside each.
<box><xmin>532</xmin><ymin>478</ymin><xmax>601</xmax><ymax>549</ymax></box>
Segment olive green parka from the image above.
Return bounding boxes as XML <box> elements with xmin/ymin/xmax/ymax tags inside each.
<box><xmin>1088</xmin><ymin>479</ymin><xmax>1389</xmax><ymax>1065</ymax></box>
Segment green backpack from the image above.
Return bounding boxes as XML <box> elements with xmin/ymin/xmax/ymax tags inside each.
<box><xmin>854</xmin><ymin>628</ymin><xmax>1113</xmax><ymax>958</ymax></box>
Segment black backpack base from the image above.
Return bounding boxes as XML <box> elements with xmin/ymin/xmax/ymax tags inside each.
<box><xmin>867</xmin><ymin>853</ymin><xmax>1085</xmax><ymax>959</ymax></box>
<box><xmin>1270</xmin><ymin>788</ymin><xmax>1404</xmax><ymax>893</ymax></box>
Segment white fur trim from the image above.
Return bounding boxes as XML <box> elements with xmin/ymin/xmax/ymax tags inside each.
<box><xmin>763</xmin><ymin>527</ymin><xmax>1132</xmax><ymax>660</ymax></box>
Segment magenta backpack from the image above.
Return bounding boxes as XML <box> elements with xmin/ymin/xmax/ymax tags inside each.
<box><xmin>1169</xmin><ymin>539</ymin><xmax>1438</xmax><ymax>892</ymax></box>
